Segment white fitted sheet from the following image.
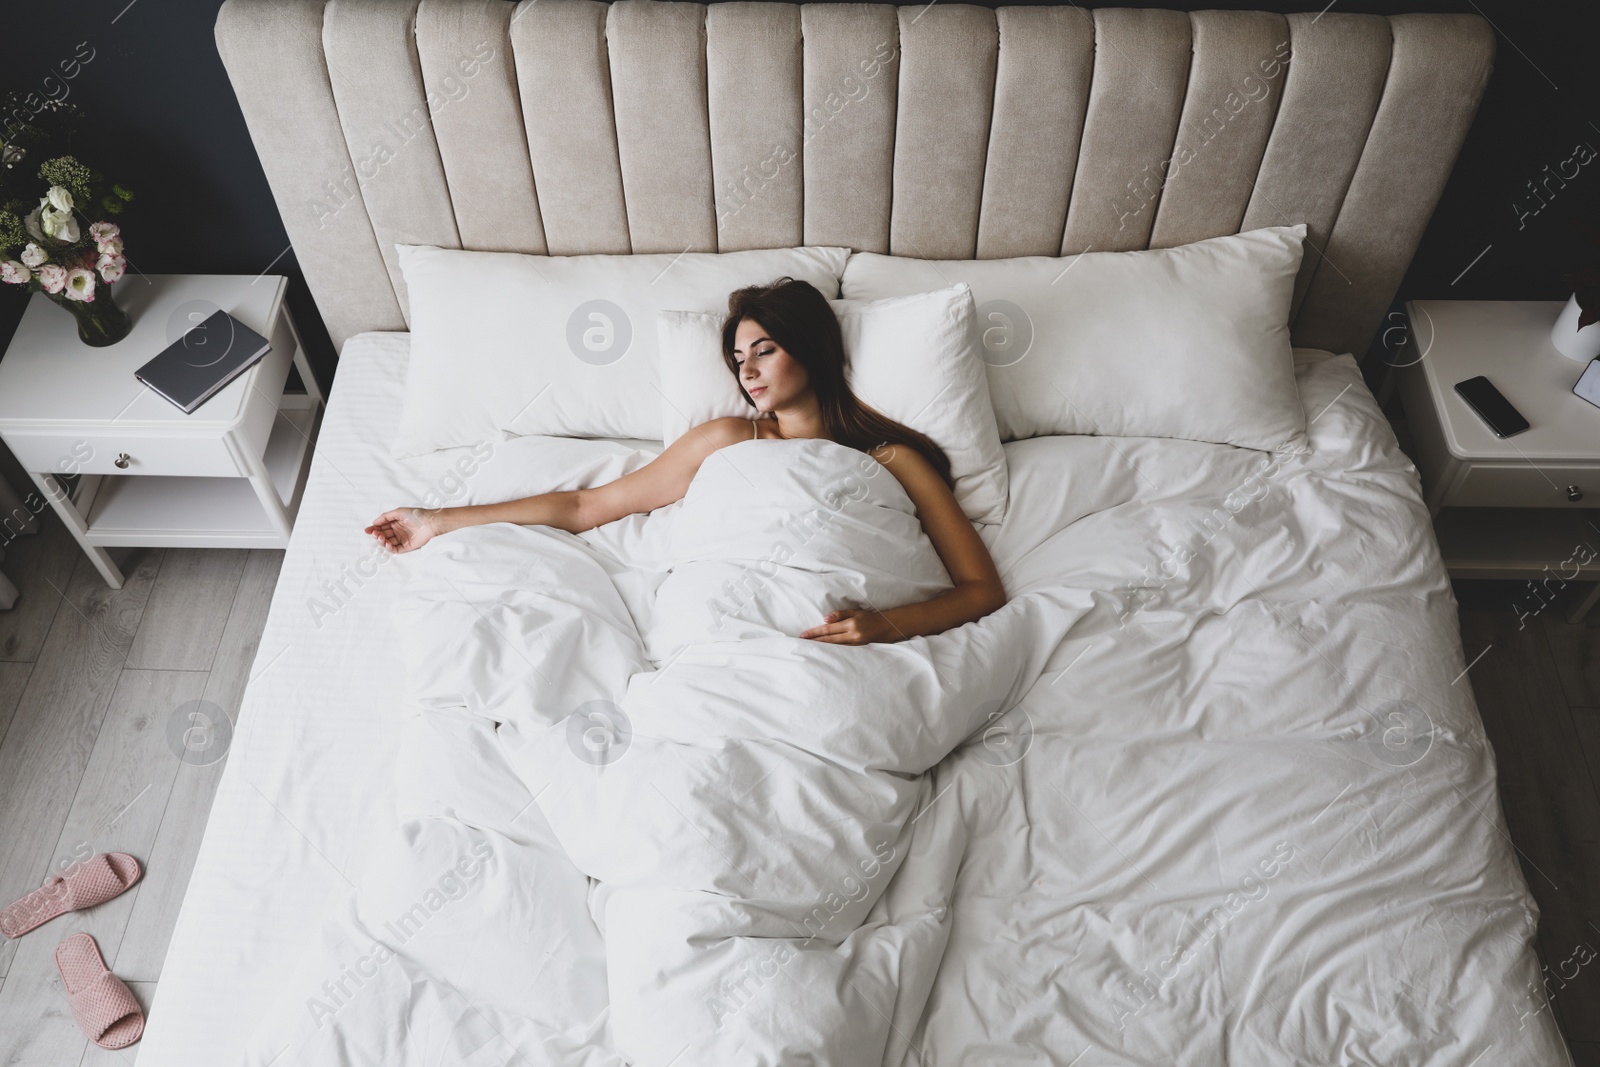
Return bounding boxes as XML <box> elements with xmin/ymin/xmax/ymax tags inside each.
<box><xmin>137</xmin><ymin>332</ymin><xmax>1571</xmax><ymax>1066</ymax></box>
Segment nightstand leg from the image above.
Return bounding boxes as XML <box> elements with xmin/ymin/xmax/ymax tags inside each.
<box><xmin>24</xmin><ymin>471</ymin><xmax>123</xmax><ymax>589</ymax></box>
<box><xmin>241</xmin><ymin>452</ymin><xmax>294</xmax><ymax>542</ymax></box>
<box><xmin>285</xmin><ymin>314</ymin><xmax>324</xmax><ymax>405</ymax></box>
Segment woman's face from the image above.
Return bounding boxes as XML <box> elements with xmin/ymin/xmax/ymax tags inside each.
<box><xmin>733</xmin><ymin>318</ymin><xmax>809</xmax><ymax>413</ymax></box>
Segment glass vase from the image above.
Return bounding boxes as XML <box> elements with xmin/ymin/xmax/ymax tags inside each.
<box><xmin>45</xmin><ymin>284</ymin><xmax>133</xmax><ymax>347</ymax></box>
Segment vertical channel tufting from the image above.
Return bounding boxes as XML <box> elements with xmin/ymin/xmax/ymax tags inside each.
<box><xmin>509</xmin><ymin>0</ymin><xmax>629</xmax><ymax>255</ymax></box>
<box><xmin>416</xmin><ymin>0</ymin><xmax>545</xmax><ymax>253</ymax></box>
<box><xmin>889</xmin><ymin>5</ymin><xmax>998</xmax><ymax>259</ymax></box>
<box><xmin>1148</xmin><ymin>11</ymin><xmax>1288</xmax><ymax>249</ymax></box>
<box><xmin>799</xmin><ymin>4</ymin><xmax>900</xmax><ymax>253</ymax></box>
<box><xmin>1245</xmin><ymin>13</ymin><xmax>1390</xmax><ymax>329</ymax></box>
<box><xmin>1062</xmin><ymin>9</ymin><xmax>1203</xmax><ymax>254</ymax></box>
<box><xmin>1293</xmin><ymin>14</ymin><xmax>1493</xmax><ymax>356</ymax></box>
<box><xmin>607</xmin><ymin>0</ymin><xmax>718</xmax><ymax>253</ymax></box>
<box><xmin>706</xmin><ymin>3</ymin><xmax>805</xmax><ymax>251</ymax></box>
<box><xmin>976</xmin><ymin>7</ymin><xmax>1094</xmax><ymax>259</ymax></box>
<box><xmin>216</xmin><ymin>2</ymin><xmax>1498</xmax><ymax>360</ymax></box>
<box><xmin>216</xmin><ymin>0</ymin><xmax>406</xmax><ymax>346</ymax></box>
<box><xmin>1061</xmin><ymin>8</ymin><xmax>1192</xmax><ymax>254</ymax></box>
<box><xmin>324</xmin><ymin>0</ymin><xmax>461</xmax><ymax>324</ymax></box>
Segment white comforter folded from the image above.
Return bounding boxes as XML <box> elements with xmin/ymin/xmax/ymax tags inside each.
<box><xmin>393</xmin><ymin>438</ymin><xmax>1088</xmax><ymax>1065</ymax></box>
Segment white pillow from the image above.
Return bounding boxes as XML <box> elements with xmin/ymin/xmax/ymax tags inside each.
<box><xmin>392</xmin><ymin>244</ymin><xmax>850</xmax><ymax>453</ymax></box>
<box><xmin>656</xmin><ymin>284</ymin><xmax>1010</xmax><ymax>525</ymax></box>
<box><xmin>839</xmin><ymin>225</ymin><xmax>1309</xmax><ymax>450</ymax></box>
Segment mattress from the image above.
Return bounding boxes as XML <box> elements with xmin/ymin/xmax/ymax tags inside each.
<box><xmin>138</xmin><ymin>332</ymin><xmax>1570</xmax><ymax>1065</ymax></box>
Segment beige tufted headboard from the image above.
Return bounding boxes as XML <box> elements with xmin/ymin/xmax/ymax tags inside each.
<box><xmin>214</xmin><ymin>0</ymin><xmax>1494</xmax><ymax>362</ymax></box>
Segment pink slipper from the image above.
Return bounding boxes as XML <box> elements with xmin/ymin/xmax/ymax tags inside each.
<box><xmin>55</xmin><ymin>933</ymin><xmax>144</xmax><ymax>1049</ymax></box>
<box><xmin>0</xmin><ymin>853</ymin><xmax>141</xmax><ymax>938</ymax></box>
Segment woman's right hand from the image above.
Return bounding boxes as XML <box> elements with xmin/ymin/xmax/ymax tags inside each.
<box><xmin>365</xmin><ymin>507</ymin><xmax>442</xmax><ymax>554</ymax></box>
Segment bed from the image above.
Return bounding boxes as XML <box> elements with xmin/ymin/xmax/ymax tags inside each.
<box><xmin>131</xmin><ymin>2</ymin><xmax>1574</xmax><ymax>1064</ymax></box>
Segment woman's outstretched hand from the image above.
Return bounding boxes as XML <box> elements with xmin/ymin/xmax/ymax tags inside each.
<box><xmin>800</xmin><ymin>608</ymin><xmax>897</xmax><ymax>645</ymax></box>
<box><xmin>365</xmin><ymin>508</ymin><xmax>441</xmax><ymax>554</ymax></box>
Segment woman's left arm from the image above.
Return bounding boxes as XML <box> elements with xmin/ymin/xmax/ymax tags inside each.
<box><xmin>800</xmin><ymin>446</ymin><xmax>1007</xmax><ymax>645</ymax></box>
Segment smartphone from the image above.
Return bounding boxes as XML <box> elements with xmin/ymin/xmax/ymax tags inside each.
<box><xmin>1575</xmin><ymin>359</ymin><xmax>1600</xmax><ymax>409</ymax></box>
<box><xmin>1454</xmin><ymin>376</ymin><xmax>1530</xmax><ymax>438</ymax></box>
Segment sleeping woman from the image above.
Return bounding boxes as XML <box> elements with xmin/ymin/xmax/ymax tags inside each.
<box><xmin>365</xmin><ymin>278</ymin><xmax>1007</xmax><ymax>645</ymax></box>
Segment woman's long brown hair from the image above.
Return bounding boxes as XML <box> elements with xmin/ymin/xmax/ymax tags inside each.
<box><xmin>720</xmin><ymin>277</ymin><xmax>954</xmax><ymax>487</ymax></box>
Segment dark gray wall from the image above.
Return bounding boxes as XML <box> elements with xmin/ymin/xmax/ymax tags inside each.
<box><xmin>1</xmin><ymin>0</ymin><xmax>1596</xmax><ymax>386</ymax></box>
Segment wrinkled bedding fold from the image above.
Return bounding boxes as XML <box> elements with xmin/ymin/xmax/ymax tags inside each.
<box><xmin>392</xmin><ymin>438</ymin><xmax>1091</xmax><ymax>1064</ymax></box>
<box><xmin>231</xmin><ymin>342</ymin><xmax>1569</xmax><ymax>1067</ymax></box>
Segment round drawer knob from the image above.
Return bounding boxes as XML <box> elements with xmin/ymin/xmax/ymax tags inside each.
<box><xmin>1568</xmin><ymin>485</ymin><xmax>1584</xmax><ymax>502</ymax></box>
<box><xmin>114</xmin><ymin>453</ymin><xmax>131</xmax><ymax>470</ymax></box>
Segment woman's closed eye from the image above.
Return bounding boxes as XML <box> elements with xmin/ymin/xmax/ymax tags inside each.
<box><xmin>737</xmin><ymin>351</ymin><xmax>766</xmax><ymax>376</ymax></box>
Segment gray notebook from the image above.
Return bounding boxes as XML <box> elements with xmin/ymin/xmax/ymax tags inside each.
<box><xmin>135</xmin><ymin>310</ymin><xmax>272</xmax><ymax>414</ymax></box>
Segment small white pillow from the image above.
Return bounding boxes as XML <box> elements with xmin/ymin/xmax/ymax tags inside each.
<box><xmin>393</xmin><ymin>244</ymin><xmax>850</xmax><ymax>453</ymax></box>
<box><xmin>657</xmin><ymin>284</ymin><xmax>1010</xmax><ymax>525</ymax></box>
<box><xmin>839</xmin><ymin>225</ymin><xmax>1309</xmax><ymax>450</ymax></box>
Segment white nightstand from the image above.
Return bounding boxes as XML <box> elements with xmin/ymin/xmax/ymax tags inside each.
<box><xmin>0</xmin><ymin>274</ymin><xmax>323</xmax><ymax>588</ymax></box>
<box><xmin>1396</xmin><ymin>299</ymin><xmax>1600</xmax><ymax>620</ymax></box>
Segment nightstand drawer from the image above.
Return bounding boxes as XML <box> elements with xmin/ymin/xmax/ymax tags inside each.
<box><xmin>1448</xmin><ymin>462</ymin><xmax>1600</xmax><ymax>508</ymax></box>
<box><xmin>4</xmin><ymin>431</ymin><xmax>242</xmax><ymax>478</ymax></box>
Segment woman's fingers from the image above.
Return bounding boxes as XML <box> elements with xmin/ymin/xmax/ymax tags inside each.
<box><xmin>810</xmin><ymin>609</ymin><xmax>857</xmax><ymax>631</ymax></box>
<box><xmin>804</xmin><ymin>607</ymin><xmax>865</xmax><ymax>634</ymax></box>
<box><xmin>369</xmin><ymin>520</ymin><xmax>406</xmax><ymax>552</ymax></box>
<box><xmin>801</xmin><ymin>617</ymin><xmax>867</xmax><ymax>643</ymax></box>
<box><xmin>365</xmin><ymin>510</ymin><xmax>423</xmax><ymax>553</ymax></box>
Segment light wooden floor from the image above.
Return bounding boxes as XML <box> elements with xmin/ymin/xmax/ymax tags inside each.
<box><xmin>0</xmin><ymin>503</ymin><xmax>280</xmax><ymax>1066</ymax></box>
<box><xmin>0</xmin><ymin>508</ymin><xmax>1596</xmax><ymax>1063</ymax></box>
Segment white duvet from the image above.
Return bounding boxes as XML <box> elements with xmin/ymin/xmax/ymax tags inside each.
<box><xmin>400</xmin><ymin>438</ymin><xmax>1089</xmax><ymax>1065</ymax></box>
<box><xmin>210</xmin><ymin>340</ymin><xmax>1568</xmax><ymax>1067</ymax></box>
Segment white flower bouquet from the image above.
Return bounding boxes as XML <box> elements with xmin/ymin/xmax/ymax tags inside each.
<box><xmin>0</xmin><ymin>102</ymin><xmax>135</xmax><ymax>345</ymax></box>
<box><xmin>2</xmin><ymin>178</ymin><xmax>131</xmax><ymax>298</ymax></box>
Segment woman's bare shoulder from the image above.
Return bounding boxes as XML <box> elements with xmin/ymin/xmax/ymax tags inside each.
<box><xmin>681</xmin><ymin>416</ymin><xmax>759</xmax><ymax>451</ymax></box>
<box><xmin>869</xmin><ymin>442</ymin><xmax>935</xmax><ymax>480</ymax></box>
<box><xmin>583</xmin><ymin>417</ymin><xmax>756</xmax><ymax>523</ymax></box>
